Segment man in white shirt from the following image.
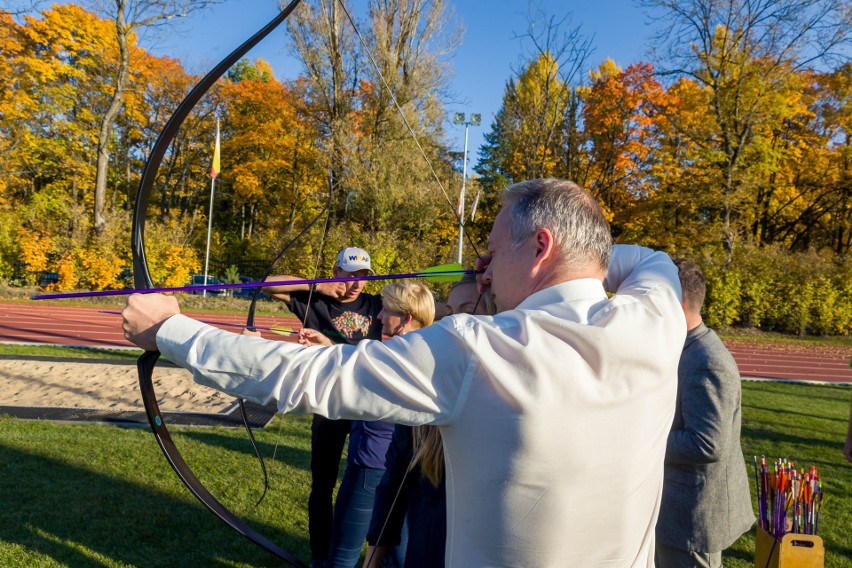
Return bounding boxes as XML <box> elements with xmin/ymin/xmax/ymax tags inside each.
<box><xmin>123</xmin><ymin>178</ymin><xmax>685</xmax><ymax>567</ymax></box>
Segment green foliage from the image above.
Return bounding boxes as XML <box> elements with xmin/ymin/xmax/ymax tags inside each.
<box><xmin>698</xmin><ymin>246</ymin><xmax>852</xmax><ymax>336</ymax></box>
<box><xmin>226</xmin><ymin>57</ymin><xmax>274</xmax><ymax>83</ymax></box>
<box><xmin>223</xmin><ymin>264</ymin><xmax>241</xmax><ymax>284</ymax></box>
<box><xmin>703</xmin><ymin>256</ymin><xmax>741</xmax><ymax>328</ymax></box>
<box><xmin>736</xmin><ymin>249</ymin><xmax>777</xmax><ymax>329</ymax></box>
<box><xmin>810</xmin><ymin>276</ymin><xmax>846</xmax><ymax>336</ymax></box>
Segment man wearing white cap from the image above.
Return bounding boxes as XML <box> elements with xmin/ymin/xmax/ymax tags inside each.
<box><xmin>263</xmin><ymin>246</ymin><xmax>384</xmax><ymax>567</ymax></box>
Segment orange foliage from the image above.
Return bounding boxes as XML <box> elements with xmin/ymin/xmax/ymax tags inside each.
<box><xmin>221</xmin><ymin>68</ymin><xmax>325</xmax><ymax>225</ymax></box>
<box><xmin>582</xmin><ymin>61</ymin><xmax>666</xmax><ymax>208</ymax></box>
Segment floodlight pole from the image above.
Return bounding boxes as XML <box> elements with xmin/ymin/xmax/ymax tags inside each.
<box><xmin>454</xmin><ymin>113</ymin><xmax>480</xmax><ymax>264</ymax></box>
<box><xmin>457</xmin><ymin>123</ymin><xmax>470</xmax><ymax>264</ymax></box>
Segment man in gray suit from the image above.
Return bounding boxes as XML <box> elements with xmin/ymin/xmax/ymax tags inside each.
<box><xmin>655</xmin><ymin>260</ymin><xmax>755</xmax><ymax>568</ymax></box>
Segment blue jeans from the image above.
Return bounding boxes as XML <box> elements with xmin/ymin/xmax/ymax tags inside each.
<box><xmin>328</xmin><ymin>464</ymin><xmax>406</xmax><ymax>567</ymax></box>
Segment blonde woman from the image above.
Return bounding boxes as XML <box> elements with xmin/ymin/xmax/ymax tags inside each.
<box><xmin>311</xmin><ymin>281</ymin><xmax>435</xmax><ymax>568</ymax></box>
<box><xmin>365</xmin><ymin>276</ymin><xmax>491</xmax><ymax>568</ymax></box>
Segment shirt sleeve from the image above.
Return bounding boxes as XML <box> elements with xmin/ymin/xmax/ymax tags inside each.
<box><xmin>604</xmin><ymin>244</ymin><xmax>682</xmax><ymax>302</ymax></box>
<box><xmin>156</xmin><ymin>314</ymin><xmax>472</xmax><ymax>426</ymax></box>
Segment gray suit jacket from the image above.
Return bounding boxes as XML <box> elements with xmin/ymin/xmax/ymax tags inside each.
<box><xmin>656</xmin><ymin>323</ymin><xmax>755</xmax><ymax>553</ymax></box>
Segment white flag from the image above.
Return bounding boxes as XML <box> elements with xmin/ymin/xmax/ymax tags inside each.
<box><xmin>470</xmin><ymin>190</ymin><xmax>481</xmax><ymax>221</ymax></box>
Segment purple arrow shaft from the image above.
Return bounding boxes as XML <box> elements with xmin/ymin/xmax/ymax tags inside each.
<box><xmin>31</xmin><ymin>269</ymin><xmax>475</xmax><ymax>300</ymax></box>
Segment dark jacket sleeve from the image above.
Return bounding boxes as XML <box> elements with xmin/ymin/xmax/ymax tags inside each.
<box><xmin>367</xmin><ymin>424</ymin><xmax>416</xmax><ymax>546</ymax></box>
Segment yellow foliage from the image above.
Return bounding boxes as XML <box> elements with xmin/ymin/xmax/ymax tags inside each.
<box><xmin>79</xmin><ymin>247</ymin><xmax>121</xmax><ymax>290</ymax></box>
<box><xmin>17</xmin><ymin>227</ymin><xmax>54</xmax><ymax>282</ymax></box>
<box><xmin>587</xmin><ymin>58</ymin><xmax>621</xmax><ymax>83</ymax></box>
<box><xmin>54</xmin><ymin>251</ymin><xmax>79</xmax><ymax>291</ymax></box>
<box><xmin>161</xmin><ymin>245</ymin><xmax>200</xmax><ymax>288</ymax></box>
<box><xmin>502</xmin><ymin>52</ymin><xmax>573</xmax><ymax>179</ymax></box>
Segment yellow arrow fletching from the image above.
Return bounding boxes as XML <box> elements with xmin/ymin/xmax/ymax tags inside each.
<box><xmin>417</xmin><ymin>262</ymin><xmax>466</xmax><ymax>283</ymax></box>
<box><xmin>269</xmin><ymin>326</ymin><xmax>295</xmax><ymax>336</ymax></box>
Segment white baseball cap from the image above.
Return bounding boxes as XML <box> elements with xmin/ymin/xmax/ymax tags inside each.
<box><xmin>335</xmin><ymin>247</ymin><xmax>374</xmax><ymax>273</ymax></box>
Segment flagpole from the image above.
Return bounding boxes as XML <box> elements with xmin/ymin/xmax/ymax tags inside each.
<box><xmin>203</xmin><ymin>118</ymin><xmax>221</xmax><ymax>298</ymax></box>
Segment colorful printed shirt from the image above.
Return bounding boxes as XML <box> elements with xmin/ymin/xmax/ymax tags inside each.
<box><xmin>288</xmin><ymin>290</ymin><xmax>383</xmax><ymax>345</ymax></box>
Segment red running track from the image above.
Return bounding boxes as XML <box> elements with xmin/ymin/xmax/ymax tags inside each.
<box><xmin>728</xmin><ymin>345</ymin><xmax>851</xmax><ymax>384</ymax></box>
<box><xmin>0</xmin><ymin>301</ymin><xmax>301</xmax><ymax>348</ymax></box>
<box><xmin>2</xmin><ymin>301</ymin><xmax>850</xmax><ymax>384</ymax></box>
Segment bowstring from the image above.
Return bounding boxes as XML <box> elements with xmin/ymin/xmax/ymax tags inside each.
<box><xmin>244</xmin><ymin>158</ymin><xmax>335</xmax><ymax>506</ymax></box>
<box><xmin>336</xmin><ymin>0</ymin><xmax>482</xmax><ymax>262</ymax></box>
<box><xmin>271</xmin><ymin>169</ymin><xmax>335</xmax><ymax>464</ymax></box>
<box><xmin>334</xmin><ymin>5</ymin><xmax>485</xmax><ymax>563</ymax></box>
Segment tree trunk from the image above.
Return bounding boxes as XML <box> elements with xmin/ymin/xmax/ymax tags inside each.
<box><xmin>93</xmin><ymin>0</ymin><xmax>131</xmax><ymax>236</ymax></box>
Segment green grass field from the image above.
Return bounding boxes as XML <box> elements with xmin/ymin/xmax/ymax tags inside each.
<box><xmin>1</xmin><ymin>364</ymin><xmax>850</xmax><ymax>565</ymax></box>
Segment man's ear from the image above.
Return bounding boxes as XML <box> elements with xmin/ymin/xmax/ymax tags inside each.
<box><xmin>532</xmin><ymin>228</ymin><xmax>557</xmax><ymax>267</ymax></box>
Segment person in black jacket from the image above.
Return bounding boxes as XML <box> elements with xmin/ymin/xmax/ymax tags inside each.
<box><xmin>263</xmin><ymin>247</ymin><xmax>383</xmax><ymax>568</ymax></box>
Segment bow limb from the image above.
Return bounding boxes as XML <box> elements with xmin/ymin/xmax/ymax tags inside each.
<box><xmin>132</xmin><ymin>2</ymin><xmax>307</xmax><ymax>565</ymax></box>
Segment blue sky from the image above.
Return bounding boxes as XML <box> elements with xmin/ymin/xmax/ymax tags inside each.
<box><xmin>141</xmin><ymin>0</ymin><xmax>662</xmax><ymax>159</ymax></box>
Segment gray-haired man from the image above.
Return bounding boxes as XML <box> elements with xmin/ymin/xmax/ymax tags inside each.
<box><xmin>124</xmin><ymin>178</ymin><xmax>686</xmax><ymax>566</ymax></box>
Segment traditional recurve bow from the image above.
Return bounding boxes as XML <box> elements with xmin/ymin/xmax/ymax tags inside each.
<box><xmin>131</xmin><ymin>1</ymin><xmax>483</xmax><ymax>563</ymax></box>
<box><xmin>131</xmin><ymin>2</ymin><xmax>308</xmax><ymax>565</ymax></box>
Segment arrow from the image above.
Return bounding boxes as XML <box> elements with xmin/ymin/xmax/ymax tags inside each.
<box><xmin>32</xmin><ymin>264</ymin><xmax>474</xmax><ymax>300</ymax></box>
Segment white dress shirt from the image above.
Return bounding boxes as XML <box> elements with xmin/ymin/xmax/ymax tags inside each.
<box><xmin>157</xmin><ymin>245</ymin><xmax>685</xmax><ymax>567</ymax></box>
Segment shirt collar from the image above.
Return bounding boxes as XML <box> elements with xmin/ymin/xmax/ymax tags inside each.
<box><xmin>515</xmin><ymin>278</ymin><xmax>607</xmax><ymax>310</ymax></box>
<box><xmin>684</xmin><ymin>322</ymin><xmax>709</xmax><ymax>349</ymax></box>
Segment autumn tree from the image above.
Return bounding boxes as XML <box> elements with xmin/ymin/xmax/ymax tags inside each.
<box><xmin>220</xmin><ymin>59</ymin><xmax>325</xmax><ymax>247</ymax></box>
<box><xmin>580</xmin><ymin>60</ymin><xmax>666</xmax><ymax>231</ymax></box>
<box><xmin>751</xmin><ymin>64</ymin><xmax>852</xmax><ymax>254</ymax></box>
<box><xmin>641</xmin><ymin>0</ymin><xmax>851</xmax><ymax>258</ymax></box>
<box><xmin>287</xmin><ymin>0</ymin><xmax>359</xmax><ymax>214</ymax></box>
<box><xmin>287</xmin><ymin>0</ymin><xmax>464</xmax><ymax>270</ymax></box>
<box><xmin>1</xmin><ymin>5</ymin><xmax>122</xmax><ymax>255</ymax></box>
<box><xmin>476</xmin><ymin>6</ymin><xmax>592</xmax><ymax>235</ymax></box>
<box><xmin>82</xmin><ymin>0</ymin><xmax>219</xmax><ymax>236</ymax></box>
<box><xmin>347</xmin><ymin>0</ymin><xmax>460</xmax><ymax>248</ymax></box>
<box><xmin>0</xmin><ymin>5</ymin><xmax>223</xmax><ymax>285</ymax></box>
<box><xmin>515</xmin><ymin>5</ymin><xmax>592</xmax><ymax>180</ymax></box>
